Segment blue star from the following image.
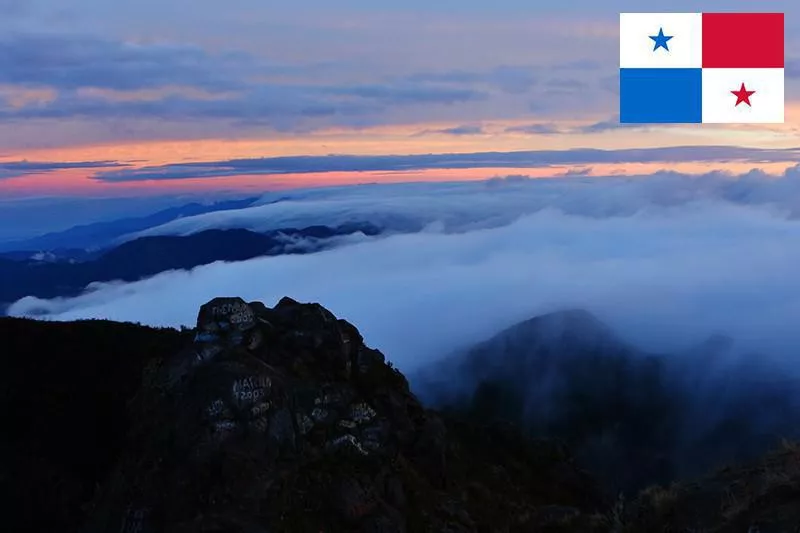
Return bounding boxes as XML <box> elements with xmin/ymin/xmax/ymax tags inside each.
<box><xmin>649</xmin><ymin>27</ymin><xmax>673</xmax><ymax>51</ymax></box>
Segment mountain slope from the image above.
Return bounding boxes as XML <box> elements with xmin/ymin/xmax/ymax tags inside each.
<box><xmin>1</xmin><ymin>299</ymin><xmax>607</xmax><ymax>533</ymax></box>
<box><xmin>2</xmin><ymin>299</ymin><xmax>799</xmax><ymax>532</ymax></box>
<box><xmin>0</xmin><ymin>317</ymin><xmax>195</xmax><ymax>532</ymax></box>
<box><xmin>622</xmin><ymin>441</ymin><xmax>800</xmax><ymax>533</ymax></box>
<box><xmin>415</xmin><ymin>309</ymin><xmax>800</xmax><ymax>495</ymax></box>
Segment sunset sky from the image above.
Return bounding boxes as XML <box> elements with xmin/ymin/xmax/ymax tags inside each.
<box><xmin>2</xmin><ymin>0</ymin><xmax>800</xmax><ymax>198</ymax></box>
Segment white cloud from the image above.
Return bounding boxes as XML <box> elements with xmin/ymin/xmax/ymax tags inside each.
<box><xmin>118</xmin><ymin>170</ymin><xmax>800</xmax><ymax>242</ymax></box>
<box><xmin>11</xmin><ymin>173</ymin><xmax>800</xmax><ymax>374</ymax></box>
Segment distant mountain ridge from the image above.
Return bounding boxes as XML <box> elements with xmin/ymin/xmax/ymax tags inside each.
<box><xmin>0</xmin><ymin>196</ymin><xmax>261</xmax><ymax>253</ymax></box>
<box><xmin>0</xmin><ymin>224</ymin><xmax>381</xmax><ymax>311</ymax></box>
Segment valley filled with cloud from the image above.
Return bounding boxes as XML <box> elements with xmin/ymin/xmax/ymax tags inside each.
<box><xmin>11</xmin><ymin>172</ymin><xmax>800</xmax><ymax>376</ymax></box>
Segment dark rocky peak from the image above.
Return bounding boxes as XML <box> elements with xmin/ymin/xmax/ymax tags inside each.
<box><xmin>414</xmin><ymin>308</ymin><xmax>676</xmax><ymax>494</ymax></box>
<box><xmin>184</xmin><ymin>296</ymin><xmax>394</xmax><ymax>388</ymax></box>
<box><xmin>696</xmin><ymin>332</ymin><xmax>735</xmax><ymax>354</ymax></box>
<box><xmin>86</xmin><ymin>296</ymin><xmax>438</xmax><ymax>532</ymax></box>
<box><xmin>416</xmin><ymin>308</ymin><xmax>642</xmax><ymax>402</ymax></box>
<box><xmin>512</xmin><ymin>308</ymin><xmax>608</xmax><ymax>334</ymax></box>
<box><xmin>482</xmin><ymin>308</ymin><xmax>631</xmax><ymax>358</ymax></box>
<box><xmin>84</xmin><ymin>297</ymin><xmax>602</xmax><ymax>533</ymax></box>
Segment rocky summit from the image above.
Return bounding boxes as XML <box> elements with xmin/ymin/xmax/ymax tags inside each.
<box><xmin>80</xmin><ymin>297</ymin><xmax>604</xmax><ymax>533</ymax></box>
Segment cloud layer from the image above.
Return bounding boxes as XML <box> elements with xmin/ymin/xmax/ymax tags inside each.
<box><xmin>113</xmin><ymin>168</ymin><xmax>800</xmax><ymax>241</ymax></box>
<box><xmin>91</xmin><ymin>146</ymin><xmax>800</xmax><ymax>182</ymax></box>
<box><xmin>0</xmin><ymin>13</ymin><xmax>618</xmax><ymax>147</ymax></box>
<box><xmin>11</xmin><ymin>173</ymin><xmax>800</xmax><ymax>376</ymax></box>
<box><xmin>0</xmin><ymin>159</ymin><xmax>124</xmax><ymax>180</ymax></box>
<box><xmin>3</xmin><ymin>1</ymin><xmax>799</xmax><ymax>150</ymax></box>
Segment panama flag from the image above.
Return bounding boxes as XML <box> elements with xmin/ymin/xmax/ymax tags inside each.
<box><xmin>620</xmin><ymin>12</ymin><xmax>784</xmax><ymax>123</ymax></box>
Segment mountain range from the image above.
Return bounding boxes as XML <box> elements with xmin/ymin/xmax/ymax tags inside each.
<box><xmin>0</xmin><ymin>224</ymin><xmax>381</xmax><ymax>312</ymax></box>
<box><xmin>0</xmin><ymin>197</ymin><xmax>261</xmax><ymax>254</ymax></box>
<box><xmin>3</xmin><ymin>297</ymin><xmax>799</xmax><ymax>532</ymax></box>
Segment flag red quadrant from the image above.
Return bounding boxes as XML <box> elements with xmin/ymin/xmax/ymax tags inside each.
<box><xmin>702</xmin><ymin>13</ymin><xmax>784</xmax><ymax>68</ymax></box>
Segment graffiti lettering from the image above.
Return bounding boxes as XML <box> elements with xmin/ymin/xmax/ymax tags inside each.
<box><xmin>232</xmin><ymin>375</ymin><xmax>271</xmax><ymax>404</ymax></box>
<box><xmin>207</xmin><ymin>399</ymin><xmax>226</xmax><ymax>418</ymax></box>
<box><xmin>210</xmin><ymin>302</ymin><xmax>255</xmax><ymax>325</ymax></box>
<box><xmin>349</xmin><ymin>402</ymin><xmax>377</xmax><ymax>424</ymax></box>
<box><xmin>250</xmin><ymin>402</ymin><xmax>271</xmax><ymax>418</ymax></box>
<box><xmin>215</xmin><ymin>420</ymin><xmax>237</xmax><ymax>432</ymax></box>
<box><xmin>311</xmin><ymin>407</ymin><xmax>329</xmax><ymax>421</ymax></box>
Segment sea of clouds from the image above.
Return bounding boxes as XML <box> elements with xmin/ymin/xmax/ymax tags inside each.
<box><xmin>119</xmin><ymin>169</ymin><xmax>800</xmax><ymax>241</ymax></box>
<box><xmin>9</xmin><ymin>171</ymin><xmax>800</xmax><ymax>373</ymax></box>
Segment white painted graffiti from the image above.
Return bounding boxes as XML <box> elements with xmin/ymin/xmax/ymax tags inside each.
<box><xmin>250</xmin><ymin>401</ymin><xmax>271</xmax><ymax>418</ymax></box>
<box><xmin>215</xmin><ymin>420</ymin><xmax>237</xmax><ymax>432</ymax></box>
<box><xmin>210</xmin><ymin>302</ymin><xmax>254</xmax><ymax>325</ymax></box>
<box><xmin>207</xmin><ymin>399</ymin><xmax>227</xmax><ymax>418</ymax></box>
<box><xmin>229</xmin><ymin>311</ymin><xmax>253</xmax><ymax>325</ymax></box>
<box><xmin>232</xmin><ymin>375</ymin><xmax>271</xmax><ymax>404</ymax></box>
<box><xmin>235</xmin><ymin>389</ymin><xmax>264</xmax><ymax>402</ymax></box>
<box><xmin>314</xmin><ymin>392</ymin><xmax>344</xmax><ymax>406</ymax></box>
<box><xmin>311</xmin><ymin>407</ymin><xmax>329</xmax><ymax>422</ymax></box>
<box><xmin>349</xmin><ymin>402</ymin><xmax>377</xmax><ymax>424</ymax></box>
<box><xmin>329</xmin><ymin>434</ymin><xmax>369</xmax><ymax>455</ymax></box>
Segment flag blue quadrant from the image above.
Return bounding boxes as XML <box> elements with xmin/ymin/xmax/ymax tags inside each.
<box><xmin>620</xmin><ymin>68</ymin><xmax>702</xmax><ymax>123</ymax></box>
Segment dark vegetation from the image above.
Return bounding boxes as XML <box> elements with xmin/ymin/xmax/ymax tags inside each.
<box><xmin>0</xmin><ymin>317</ymin><xmax>194</xmax><ymax>532</ymax></box>
<box><xmin>2</xmin><ymin>299</ymin><xmax>800</xmax><ymax>532</ymax></box>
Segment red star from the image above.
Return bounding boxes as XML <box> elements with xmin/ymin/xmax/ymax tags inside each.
<box><xmin>731</xmin><ymin>83</ymin><xmax>755</xmax><ymax>107</ymax></box>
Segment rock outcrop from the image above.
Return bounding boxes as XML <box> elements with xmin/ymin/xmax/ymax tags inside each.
<box><xmin>82</xmin><ymin>297</ymin><xmax>604</xmax><ymax>533</ymax></box>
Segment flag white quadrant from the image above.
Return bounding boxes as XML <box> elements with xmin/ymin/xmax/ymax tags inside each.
<box><xmin>620</xmin><ymin>12</ymin><xmax>702</xmax><ymax>69</ymax></box>
<box><xmin>701</xmin><ymin>68</ymin><xmax>784</xmax><ymax>123</ymax></box>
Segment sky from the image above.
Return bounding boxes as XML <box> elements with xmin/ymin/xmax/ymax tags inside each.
<box><xmin>2</xmin><ymin>0</ymin><xmax>800</xmax><ymax>201</ymax></box>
